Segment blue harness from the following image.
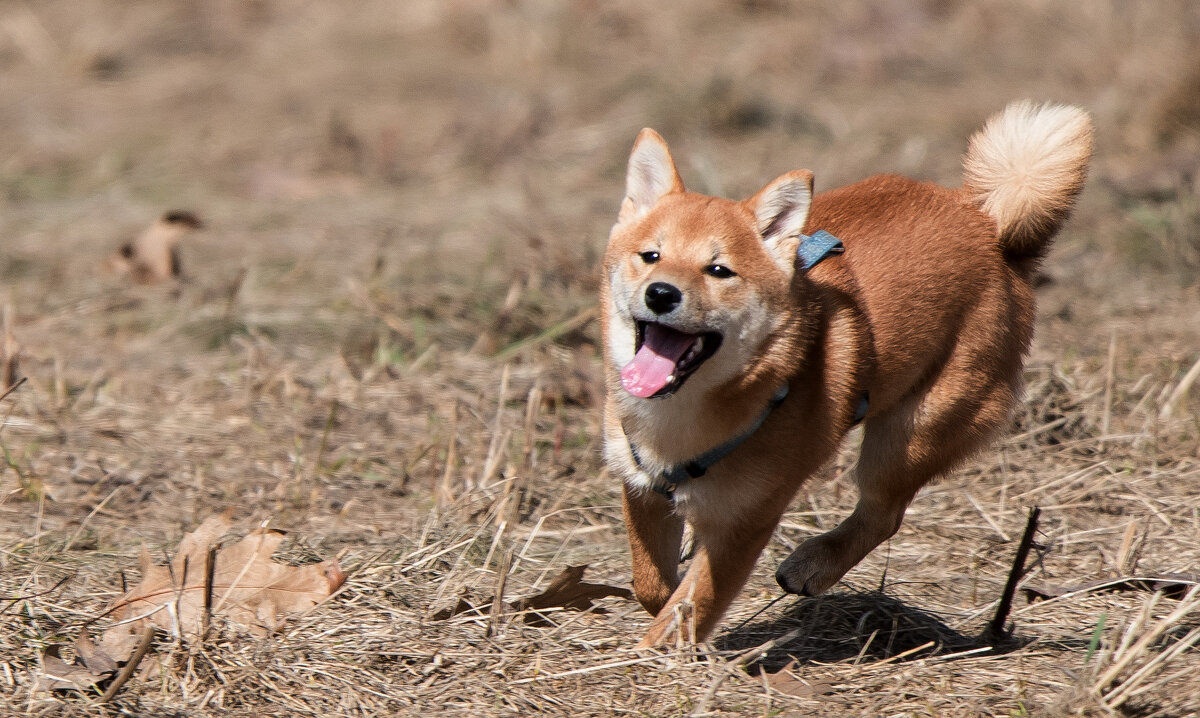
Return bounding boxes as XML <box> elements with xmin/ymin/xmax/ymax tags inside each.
<box><xmin>629</xmin><ymin>231</ymin><xmax>866</xmax><ymax>499</ymax></box>
<box><xmin>796</xmin><ymin>229</ymin><xmax>845</xmax><ymax>270</ymax></box>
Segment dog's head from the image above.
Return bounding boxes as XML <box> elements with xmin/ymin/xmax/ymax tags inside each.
<box><xmin>602</xmin><ymin>129</ymin><xmax>814</xmax><ymax>401</ymax></box>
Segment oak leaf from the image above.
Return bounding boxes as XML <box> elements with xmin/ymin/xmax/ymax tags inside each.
<box><xmin>99</xmin><ymin>515</ymin><xmax>345</xmax><ymax>659</ymax></box>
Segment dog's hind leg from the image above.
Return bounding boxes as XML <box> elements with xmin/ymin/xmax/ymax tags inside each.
<box><xmin>775</xmin><ymin>367</ymin><xmax>1020</xmax><ymax>597</ymax></box>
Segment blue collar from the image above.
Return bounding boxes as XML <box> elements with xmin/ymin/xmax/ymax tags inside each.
<box><xmin>797</xmin><ymin>230</ymin><xmax>844</xmax><ymax>270</ymax></box>
<box><xmin>630</xmin><ymin>385</ymin><xmax>789</xmax><ymax>499</ymax></box>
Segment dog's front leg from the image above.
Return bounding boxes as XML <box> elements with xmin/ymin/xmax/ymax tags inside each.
<box><xmin>637</xmin><ymin>513</ymin><xmax>778</xmax><ymax>648</ymax></box>
<box><xmin>623</xmin><ymin>484</ymin><xmax>684</xmax><ymax>616</ymax></box>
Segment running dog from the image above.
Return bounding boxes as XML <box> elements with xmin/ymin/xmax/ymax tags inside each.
<box><xmin>600</xmin><ymin>101</ymin><xmax>1092</xmax><ymax>647</ymax></box>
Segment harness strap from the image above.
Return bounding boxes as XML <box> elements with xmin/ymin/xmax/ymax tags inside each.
<box><xmin>628</xmin><ymin>230</ymin><xmax>852</xmax><ymax>499</ymax></box>
<box><xmin>630</xmin><ymin>385</ymin><xmax>788</xmax><ymax>499</ymax></box>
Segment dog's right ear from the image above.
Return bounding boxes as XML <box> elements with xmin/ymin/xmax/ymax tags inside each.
<box><xmin>619</xmin><ymin>129</ymin><xmax>684</xmax><ymax>224</ymax></box>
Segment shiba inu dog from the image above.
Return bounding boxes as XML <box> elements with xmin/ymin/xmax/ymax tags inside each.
<box><xmin>600</xmin><ymin>101</ymin><xmax>1093</xmax><ymax>648</ymax></box>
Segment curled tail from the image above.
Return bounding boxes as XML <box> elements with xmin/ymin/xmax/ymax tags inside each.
<box><xmin>963</xmin><ymin>101</ymin><xmax>1093</xmax><ymax>263</ymax></box>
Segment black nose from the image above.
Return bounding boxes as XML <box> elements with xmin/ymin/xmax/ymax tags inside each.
<box><xmin>644</xmin><ymin>282</ymin><xmax>682</xmax><ymax>315</ymax></box>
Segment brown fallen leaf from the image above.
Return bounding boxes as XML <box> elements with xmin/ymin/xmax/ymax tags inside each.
<box><xmin>32</xmin><ymin>629</ymin><xmax>137</xmax><ymax>695</ymax></box>
<box><xmin>511</xmin><ymin>564</ymin><xmax>633</xmax><ymax>625</ymax></box>
<box><xmin>103</xmin><ymin>210</ymin><xmax>202</xmax><ymax>284</ymax></box>
<box><xmin>99</xmin><ymin>514</ymin><xmax>346</xmax><ymax>660</ymax></box>
<box><xmin>430</xmin><ymin>565</ymin><xmax>633</xmax><ymax>625</ymax></box>
<box><xmin>763</xmin><ymin>660</ymin><xmax>837</xmax><ymax>699</ymax></box>
<box><xmin>36</xmin><ymin>652</ymin><xmax>113</xmax><ymax>693</ymax></box>
<box><xmin>73</xmin><ymin>632</ymin><xmax>119</xmax><ymax>675</ymax></box>
<box><xmin>34</xmin><ymin>622</ymin><xmax>155</xmax><ymax>701</ymax></box>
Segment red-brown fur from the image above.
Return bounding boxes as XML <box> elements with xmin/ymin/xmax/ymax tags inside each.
<box><xmin>601</xmin><ymin>102</ymin><xmax>1093</xmax><ymax>647</ymax></box>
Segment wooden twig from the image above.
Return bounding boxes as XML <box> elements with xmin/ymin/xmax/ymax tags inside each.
<box><xmin>479</xmin><ymin>364</ymin><xmax>511</xmax><ymax>488</ymax></box>
<box><xmin>1</xmin><ymin>302</ymin><xmax>17</xmax><ymax>392</ymax></box>
<box><xmin>509</xmin><ymin>652</ymin><xmax>692</xmax><ymax>685</ymax></box>
<box><xmin>203</xmin><ymin>543</ymin><xmax>218</xmax><ymax>638</ymax></box>
<box><xmin>728</xmin><ymin>593</ymin><xmax>791</xmax><ymax>634</ymax></box>
<box><xmin>0</xmin><ymin>375</ymin><xmax>26</xmax><ymax>404</ymax></box>
<box><xmin>486</xmin><ymin>549</ymin><xmax>512</xmax><ymax>638</ymax></box>
<box><xmin>0</xmin><ymin>572</ymin><xmax>75</xmax><ymax>616</ymax></box>
<box><xmin>985</xmin><ymin>506</ymin><xmax>1041</xmax><ymax>644</ymax></box>
<box><xmin>63</xmin><ymin>485</ymin><xmax>123</xmax><ymax>552</ymax></box>
<box><xmin>1100</xmin><ymin>331</ymin><xmax>1116</xmax><ymax>450</ymax></box>
<box><xmin>99</xmin><ymin>622</ymin><xmax>154</xmax><ymax>703</ymax></box>
<box><xmin>875</xmin><ymin>639</ymin><xmax>936</xmax><ymax>665</ymax></box>
<box><xmin>436</xmin><ymin>402</ymin><xmax>459</xmax><ymax>511</ymax></box>
<box><xmin>314</xmin><ymin>399</ymin><xmax>339</xmax><ymax>477</ymax></box>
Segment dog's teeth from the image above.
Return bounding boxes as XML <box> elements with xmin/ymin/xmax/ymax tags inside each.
<box><xmin>666</xmin><ymin>374</ymin><xmax>676</xmax><ymax>383</ymax></box>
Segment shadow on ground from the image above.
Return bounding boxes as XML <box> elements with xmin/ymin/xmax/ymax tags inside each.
<box><xmin>715</xmin><ymin>590</ymin><xmax>1029</xmax><ymax>674</ymax></box>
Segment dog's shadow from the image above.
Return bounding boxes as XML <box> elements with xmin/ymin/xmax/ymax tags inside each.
<box><xmin>715</xmin><ymin>590</ymin><xmax>1017</xmax><ymax>674</ymax></box>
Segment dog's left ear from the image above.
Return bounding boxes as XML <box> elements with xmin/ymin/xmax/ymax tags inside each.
<box><xmin>746</xmin><ymin>170</ymin><xmax>814</xmax><ymax>273</ymax></box>
<box><xmin>619</xmin><ymin>129</ymin><xmax>685</xmax><ymax>224</ymax></box>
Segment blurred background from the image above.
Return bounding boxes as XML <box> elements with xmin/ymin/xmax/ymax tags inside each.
<box><xmin>3</xmin><ymin>1</ymin><xmax>1197</xmax><ymax>318</ymax></box>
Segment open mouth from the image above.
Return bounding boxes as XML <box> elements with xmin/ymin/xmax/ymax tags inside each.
<box><xmin>620</xmin><ymin>321</ymin><xmax>722</xmax><ymax>398</ymax></box>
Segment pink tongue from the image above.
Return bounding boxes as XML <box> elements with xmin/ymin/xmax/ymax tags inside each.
<box><xmin>620</xmin><ymin>324</ymin><xmax>698</xmax><ymax>398</ymax></box>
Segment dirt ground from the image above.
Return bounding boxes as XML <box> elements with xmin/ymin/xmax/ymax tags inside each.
<box><xmin>1</xmin><ymin>1</ymin><xmax>1199</xmax><ymax>716</ymax></box>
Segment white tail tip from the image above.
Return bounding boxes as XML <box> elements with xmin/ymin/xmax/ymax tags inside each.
<box><xmin>963</xmin><ymin>101</ymin><xmax>1093</xmax><ymax>257</ymax></box>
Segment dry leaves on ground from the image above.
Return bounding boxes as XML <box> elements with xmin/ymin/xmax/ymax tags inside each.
<box><xmin>38</xmin><ymin>636</ymin><xmax>116</xmax><ymax>693</ymax></box>
<box><xmin>433</xmin><ymin>564</ymin><xmax>632</xmax><ymax>625</ymax></box>
<box><xmin>512</xmin><ymin>564</ymin><xmax>633</xmax><ymax>624</ymax></box>
<box><xmin>34</xmin><ymin>514</ymin><xmax>345</xmax><ymax>697</ymax></box>
<box><xmin>763</xmin><ymin>660</ymin><xmax>837</xmax><ymax>699</ymax></box>
<box><xmin>99</xmin><ymin>514</ymin><xmax>346</xmax><ymax>657</ymax></box>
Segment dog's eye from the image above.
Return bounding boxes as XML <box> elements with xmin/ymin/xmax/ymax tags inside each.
<box><xmin>704</xmin><ymin>264</ymin><xmax>736</xmax><ymax>278</ymax></box>
<box><xmin>638</xmin><ymin>251</ymin><xmax>660</xmax><ymax>264</ymax></box>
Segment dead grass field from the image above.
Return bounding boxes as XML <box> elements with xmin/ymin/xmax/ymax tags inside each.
<box><xmin>1</xmin><ymin>1</ymin><xmax>1199</xmax><ymax>716</ymax></box>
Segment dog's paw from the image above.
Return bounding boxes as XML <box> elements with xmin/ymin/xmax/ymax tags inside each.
<box><xmin>774</xmin><ymin>535</ymin><xmax>851</xmax><ymax>596</ymax></box>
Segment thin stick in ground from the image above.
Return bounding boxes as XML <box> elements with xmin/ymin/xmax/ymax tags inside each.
<box><xmin>99</xmin><ymin>623</ymin><xmax>154</xmax><ymax>703</ymax></box>
<box><xmin>985</xmin><ymin>506</ymin><xmax>1041</xmax><ymax>644</ymax></box>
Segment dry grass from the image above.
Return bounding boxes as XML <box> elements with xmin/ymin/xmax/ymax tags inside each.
<box><xmin>2</xmin><ymin>1</ymin><xmax>1199</xmax><ymax>716</ymax></box>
